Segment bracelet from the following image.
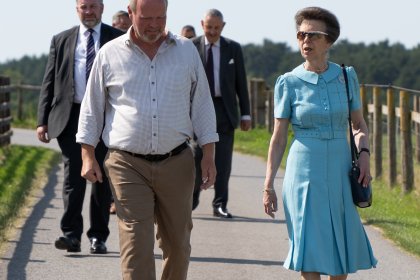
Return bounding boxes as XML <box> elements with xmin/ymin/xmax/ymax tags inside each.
<box><xmin>263</xmin><ymin>188</ymin><xmax>276</xmax><ymax>193</ymax></box>
<box><xmin>359</xmin><ymin>148</ymin><xmax>370</xmax><ymax>156</ymax></box>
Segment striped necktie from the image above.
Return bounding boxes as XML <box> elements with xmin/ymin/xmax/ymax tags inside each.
<box><xmin>86</xmin><ymin>29</ymin><xmax>96</xmax><ymax>84</ymax></box>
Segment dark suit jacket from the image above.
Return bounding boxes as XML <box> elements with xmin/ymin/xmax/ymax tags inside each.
<box><xmin>192</xmin><ymin>36</ymin><xmax>250</xmax><ymax>129</ymax></box>
<box><xmin>37</xmin><ymin>23</ymin><xmax>123</xmax><ymax>139</ymax></box>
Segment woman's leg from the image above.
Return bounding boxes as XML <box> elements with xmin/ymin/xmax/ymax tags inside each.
<box><xmin>329</xmin><ymin>275</ymin><xmax>347</xmax><ymax>280</ymax></box>
<box><xmin>301</xmin><ymin>272</ymin><xmax>321</xmax><ymax>280</ymax></box>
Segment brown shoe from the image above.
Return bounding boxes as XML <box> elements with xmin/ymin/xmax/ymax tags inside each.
<box><xmin>110</xmin><ymin>202</ymin><xmax>116</xmax><ymax>214</ymax></box>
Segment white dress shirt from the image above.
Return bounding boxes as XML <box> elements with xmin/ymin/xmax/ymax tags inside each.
<box><xmin>74</xmin><ymin>23</ymin><xmax>101</xmax><ymax>103</ymax></box>
<box><xmin>76</xmin><ymin>30</ymin><xmax>218</xmax><ymax>154</ymax></box>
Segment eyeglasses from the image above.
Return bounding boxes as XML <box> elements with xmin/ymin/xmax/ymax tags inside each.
<box><xmin>296</xmin><ymin>31</ymin><xmax>328</xmax><ymax>41</ymax></box>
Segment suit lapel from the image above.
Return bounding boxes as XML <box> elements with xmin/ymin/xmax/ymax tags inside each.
<box><xmin>199</xmin><ymin>36</ymin><xmax>206</xmax><ymax>64</ymax></box>
<box><xmin>219</xmin><ymin>37</ymin><xmax>228</xmax><ymax>85</ymax></box>
<box><xmin>69</xmin><ymin>27</ymin><xmax>79</xmax><ymax>88</ymax></box>
<box><xmin>99</xmin><ymin>24</ymin><xmax>108</xmax><ymax>47</ymax></box>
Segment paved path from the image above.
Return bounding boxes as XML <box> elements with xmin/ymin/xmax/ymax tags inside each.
<box><xmin>1</xmin><ymin>128</ymin><xmax>420</xmax><ymax>279</ymax></box>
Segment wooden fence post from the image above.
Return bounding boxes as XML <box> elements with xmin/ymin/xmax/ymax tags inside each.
<box><xmin>414</xmin><ymin>94</ymin><xmax>420</xmax><ymax>163</ymax></box>
<box><xmin>373</xmin><ymin>87</ymin><xmax>382</xmax><ymax>178</ymax></box>
<box><xmin>17</xmin><ymin>83</ymin><xmax>23</xmax><ymax>120</ymax></box>
<box><xmin>387</xmin><ymin>87</ymin><xmax>397</xmax><ymax>186</ymax></box>
<box><xmin>360</xmin><ymin>85</ymin><xmax>369</xmax><ymax>122</ymax></box>
<box><xmin>400</xmin><ymin>90</ymin><xmax>414</xmax><ymax>192</ymax></box>
<box><xmin>0</xmin><ymin>76</ymin><xmax>12</xmax><ymax>147</ymax></box>
<box><xmin>249</xmin><ymin>78</ymin><xmax>266</xmax><ymax>128</ymax></box>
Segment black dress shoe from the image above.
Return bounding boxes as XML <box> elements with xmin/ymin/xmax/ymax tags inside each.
<box><xmin>192</xmin><ymin>189</ymin><xmax>201</xmax><ymax>210</ymax></box>
<box><xmin>90</xmin><ymin>238</ymin><xmax>107</xmax><ymax>254</ymax></box>
<box><xmin>55</xmin><ymin>236</ymin><xmax>81</xmax><ymax>252</ymax></box>
<box><xmin>213</xmin><ymin>207</ymin><xmax>233</xmax><ymax>218</ymax></box>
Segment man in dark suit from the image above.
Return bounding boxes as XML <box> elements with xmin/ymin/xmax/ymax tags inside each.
<box><xmin>192</xmin><ymin>9</ymin><xmax>251</xmax><ymax>218</ymax></box>
<box><xmin>36</xmin><ymin>0</ymin><xmax>123</xmax><ymax>254</ymax></box>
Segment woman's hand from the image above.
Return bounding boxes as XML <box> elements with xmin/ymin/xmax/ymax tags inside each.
<box><xmin>263</xmin><ymin>189</ymin><xmax>278</xmax><ymax>218</ymax></box>
<box><xmin>357</xmin><ymin>152</ymin><xmax>371</xmax><ymax>187</ymax></box>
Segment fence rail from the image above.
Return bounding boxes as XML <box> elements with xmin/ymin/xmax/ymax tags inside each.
<box><xmin>249</xmin><ymin>78</ymin><xmax>420</xmax><ymax>193</ymax></box>
<box><xmin>1</xmin><ymin>75</ymin><xmax>419</xmax><ymax>192</ymax></box>
<box><xmin>0</xmin><ymin>76</ymin><xmax>41</xmax><ymax>147</ymax></box>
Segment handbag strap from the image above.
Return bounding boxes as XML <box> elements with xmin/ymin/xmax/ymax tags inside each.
<box><xmin>341</xmin><ymin>64</ymin><xmax>359</xmax><ymax>164</ymax></box>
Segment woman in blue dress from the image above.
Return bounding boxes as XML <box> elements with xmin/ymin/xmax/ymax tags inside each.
<box><xmin>263</xmin><ymin>7</ymin><xmax>377</xmax><ymax>280</ymax></box>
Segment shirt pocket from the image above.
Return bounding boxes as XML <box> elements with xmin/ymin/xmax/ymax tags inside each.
<box><xmin>163</xmin><ymin>64</ymin><xmax>190</xmax><ymax>93</ymax></box>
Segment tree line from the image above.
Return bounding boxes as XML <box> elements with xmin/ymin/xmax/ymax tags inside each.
<box><xmin>1</xmin><ymin>38</ymin><xmax>420</xmax><ymax>93</ymax></box>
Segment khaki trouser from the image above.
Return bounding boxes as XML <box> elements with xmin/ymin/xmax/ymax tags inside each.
<box><xmin>104</xmin><ymin>147</ymin><xmax>195</xmax><ymax>280</ymax></box>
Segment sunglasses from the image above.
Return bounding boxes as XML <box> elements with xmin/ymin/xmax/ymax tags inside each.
<box><xmin>296</xmin><ymin>31</ymin><xmax>328</xmax><ymax>41</ymax></box>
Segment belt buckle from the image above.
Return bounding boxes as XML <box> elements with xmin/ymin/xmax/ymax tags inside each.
<box><xmin>319</xmin><ymin>131</ymin><xmax>332</xmax><ymax>139</ymax></box>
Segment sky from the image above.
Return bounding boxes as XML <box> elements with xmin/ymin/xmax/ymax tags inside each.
<box><xmin>0</xmin><ymin>0</ymin><xmax>417</xmax><ymax>63</ymax></box>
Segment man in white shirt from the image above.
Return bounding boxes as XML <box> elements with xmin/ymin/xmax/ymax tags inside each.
<box><xmin>76</xmin><ymin>0</ymin><xmax>218</xmax><ymax>279</ymax></box>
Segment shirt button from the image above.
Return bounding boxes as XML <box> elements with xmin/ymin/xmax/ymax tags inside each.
<box><xmin>153</xmin><ymin>133</ymin><xmax>157</xmax><ymax>136</ymax></box>
<box><xmin>151</xmin><ymin>65</ymin><xmax>154</xmax><ymax>69</ymax></box>
<box><xmin>153</xmin><ymin>115</ymin><xmax>156</xmax><ymax>118</ymax></box>
<box><xmin>151</xmin><ymin>82</ymin><xmax>155</xmax><ymax>85</ymax></box>
<box><xmin>153</xmin><ymin>99</ymin><xmax>156</xmax><ymax>101</ymax></box>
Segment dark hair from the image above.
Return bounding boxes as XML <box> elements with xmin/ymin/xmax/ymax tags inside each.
<box><xmin>295</xmin><ymin>7</ymin><xmax>340</xmax><ymax>43</ymax></box>
<box><xmin>182</xmin><ymin>25</ymin><xmax>195</xmax><ymax>32</ymax></box>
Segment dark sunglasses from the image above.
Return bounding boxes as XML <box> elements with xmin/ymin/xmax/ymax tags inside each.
<box><xmin>296</xmin><ymin>31</ymin><xmax>328</xmax><ymax>41</ymax></box>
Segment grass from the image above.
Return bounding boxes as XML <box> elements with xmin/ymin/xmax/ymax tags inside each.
<box><xmin>0</xmin><ymin>145</ymin><xmax>60</xmax><ymax>244</ymax></box>
<box><xmin>234</xmin><ymin>127</ymin><xmax>420</xmax><ymax>258</ymax></box>
<box><xmin>359</xmin><ymin>181</ymin><xmax>420</xmax><ymax>257</ymax></box>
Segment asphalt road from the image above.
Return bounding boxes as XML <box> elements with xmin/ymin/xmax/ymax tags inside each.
<box><xmin>1</xmin><ymin>128</ymin><xmax>419</xmax><ymax>279</ymax></box>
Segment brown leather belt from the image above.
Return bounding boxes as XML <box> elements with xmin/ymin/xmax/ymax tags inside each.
<box><xmin>126</xmin><ymin>142</ymin><xmax>189</xmax><ymax>162</ymax></box>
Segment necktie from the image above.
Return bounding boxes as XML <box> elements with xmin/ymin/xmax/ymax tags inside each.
<box><xmin>205</xmin><ymin>44</ymin><xmax>215</xmax><ymax>97</ymax></box>
<box><xmin>86</xmin><ymin>29</ymin><xmax>96</xmax><ymax>84</ymax></box>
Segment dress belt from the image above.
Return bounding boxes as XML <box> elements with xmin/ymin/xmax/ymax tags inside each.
<box><xmin>293</xmin><ymin>130</ymin><xmax>347</xmax><ymax>139</ymax></box>
<box><xmin>126</xmin><ymin>142</ymin><xmax>189</xmax><ymax>162</ymax></box>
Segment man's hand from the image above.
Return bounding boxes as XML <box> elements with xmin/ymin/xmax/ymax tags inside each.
<box><xmin>240</xmin><ymin>119</ymin><xmax>251</xmax><ymax>131</ymax></box>
<box><xmin>36</xmin><ymin>125</ymin><xmax>50</xmax><ymax>143</ymax></box>
<box><xmin>200</xmin><ymin>143</ymin><xmax>216</xmax><ymax>190</ymax></box>
<box><xmin>81</xmin><ymin>144</ymin><xmax>103</xmax><ymax>183</ymax></box>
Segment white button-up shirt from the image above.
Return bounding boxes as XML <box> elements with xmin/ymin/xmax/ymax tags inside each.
<box><xmin>74</xmin><ymin>23</ymin><xmax>101</xmax><ymax>103</ymax></box>
<box><xmin>76</xmin><ymin>29</ymin><xmax>218</xmax><ymax>154</ymax></box>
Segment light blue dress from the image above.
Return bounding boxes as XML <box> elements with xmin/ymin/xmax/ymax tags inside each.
<box><xmin>275</xmin><ymin>62</ymin><xmax>377</xmax><ymax>276</ymax></box>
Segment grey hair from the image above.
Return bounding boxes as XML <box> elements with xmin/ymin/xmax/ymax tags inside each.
<box><xmin>204</xmin><ymin>9</ymin><xmax>224</xmax><ymax>21</ymax></box>
<box><xmin>129</xmin><ymin>0</ymin><xmax>168</xmax><ymax>12</ymax></box>
<box><xmin>112</xmin><ymin>10</ymin><xmax>129</xmax><ymax>23</ymax></box>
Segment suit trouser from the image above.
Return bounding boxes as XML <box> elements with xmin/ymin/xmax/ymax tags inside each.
<box><xmin>56</xmin><ymin>103</ymin><xmax>111</xmax><ymax>242</ymax></box>
<box><xmin>104</xmin><ymin>147</ymin><xmax>195</xmax><ymax>280</ymax></box>
<box><xmin>194</xmin><ymin>98</ymin><xmax>234</xmax><ymax>210</ymax></box>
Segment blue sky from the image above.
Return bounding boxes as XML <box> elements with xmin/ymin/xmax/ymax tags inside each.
<box><xmin>0</xmin><ymin>0</ymin><xmax>417</xmax><ymax>63</ymax></box>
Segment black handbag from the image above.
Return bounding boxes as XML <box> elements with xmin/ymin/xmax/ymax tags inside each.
<box><xmin>342</xmin><ymin>64</ymin><xmax>372</xmax><ymax>208</ymax></box>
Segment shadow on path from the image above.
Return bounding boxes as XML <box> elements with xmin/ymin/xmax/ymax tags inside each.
<box><xmin>193</xmin><ymin>216</ymin><xmax>285</xmax><ymax>224</ymax></box>
<box><xmin>154</xmin><ymin>254</ymin><xmax>283</xmax><ymax>266</ymax></box>
<box><xmin>4</xmin><ymin>165</ymin><xmax>59</xmax><ymax>280</ymax></box>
